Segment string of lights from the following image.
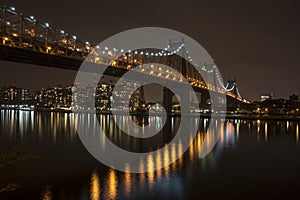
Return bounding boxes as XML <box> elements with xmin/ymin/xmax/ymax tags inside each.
<box><xmin>2</xmin><ymin>5</ymin><xmax>243</xmax><ymax>99</ymax></box>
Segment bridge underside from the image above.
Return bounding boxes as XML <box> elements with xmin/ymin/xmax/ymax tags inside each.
<box><xmin>0</xmin><ymin>45</ymin><xmax>245</xmax><ymax>112</ymax></box>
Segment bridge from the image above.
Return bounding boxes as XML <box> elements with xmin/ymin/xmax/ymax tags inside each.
<box><xmin>0</xmin><ymin>5</ymin><xmax>248</xmax><ymax>113</ymax></box>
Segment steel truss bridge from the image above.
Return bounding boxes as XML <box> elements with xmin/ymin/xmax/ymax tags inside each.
<box><xmin>0</xmin><ymin>5</ymin><xmax>248</xmax><ymax>111</ymax></box>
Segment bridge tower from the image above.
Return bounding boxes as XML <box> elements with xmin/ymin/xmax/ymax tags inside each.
<box><xmin>162</xmin><ymin>38</ymin><xmax>188</xmax><ymax>114</ymax></box>
<box><xmin>168</xmin><ymin>38</ymin><xmax>187</xmax><ymax>78</ymax></box>
<box><xmin>227</xmin><ymin>79</ymin><xmax>238</xmax><ymax>96</ymax></box>
<box><xmin>213</xmin><ymin>66</ymin><xmax>217</xmax><ymax>91</ymax></box>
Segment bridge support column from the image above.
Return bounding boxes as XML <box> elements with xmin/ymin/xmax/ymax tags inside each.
<box><xmin>163</xmin><ymin>87</ymin><xmax>174</xmax><ymax>115</ymax></box>
<box><xmin>200</xmin><ymin>90</ymin><xmax>210</xmax><ymax>105</ymax></box>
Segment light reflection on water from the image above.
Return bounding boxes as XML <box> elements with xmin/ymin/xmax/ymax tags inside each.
<box><xmin>1</xmin><ymin>109</ymin><xmax>300</xmax><ymax>199</ymax></box>
<box><xmin>90</xmin><ymin>172</ymin><xmax>100</xmax><ymax>200</ymax></box>
<box><xmin>41</xmin><ymin>186</ymin><xmax>53</xmax><ymax>200</ymax></box>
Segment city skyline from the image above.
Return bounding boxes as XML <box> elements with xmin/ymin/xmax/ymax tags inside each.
<box><xmin>0</xmin><ymin>0</ymin><xmax>299</xmax><ymax>101</ymax></box>
<box><xmin>1</xmin><ymin>2</ymin><xmax>300</xmax><ymax>199</ymax></box>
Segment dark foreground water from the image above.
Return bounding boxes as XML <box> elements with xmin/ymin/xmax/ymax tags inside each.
<box><xmin>1</xmin><ymin>109</ymin><xmax>300</xmax><ymax>199</ymax></box>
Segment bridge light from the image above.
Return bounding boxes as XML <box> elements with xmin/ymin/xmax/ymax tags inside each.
<box><xmin>45</xmin><ymin>23</ymin><xmax>50</xmax><ymax>28</ymax></box>
<box><xmin>85</xmin><ymin>41</ymin><xmax>90</xmax><ymax>45</ymax></box>
<box><xmin>29</xmin><ymin>16</ymin><xmax>35</xmax><ymax>20</ymax></box>
<box><xmin>72</xmin><ymin>35</ymin><xmax>77</xmax><ymax>40</ymax></box>
<box><xmin>46</xmin><ymin>46</ymin><xmax>52</xmax><ymax>53</ymax></box>
<box><xmin>10</xmin><ymin>7</ymin><xmax>16</xmax><ymax>11</ymax></box>
<box><xmin>110</xmin><ymin>61</ymin><xmax>117</xmax><ymax>67</ymax></box>
<box><xmin>6</xmin><ymin>22</ymin><xmax>11</xmax><ymax>26</ymax></box>
<box><xmin>3</xmin><ymin>37</ymin><xmax>9</xmax><ymax>41</ymax></box>
<box><xmin>60</xmin><ymin>30</ymin><xmax>65</xmax><ymax>34</ymax></box>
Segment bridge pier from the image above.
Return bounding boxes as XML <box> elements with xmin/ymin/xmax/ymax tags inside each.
<box><xmin>200</xmin><ymin>90</ymin><xmax>211</xmax><ymax>105</ymax></box>
<box><xmin>163</xmin><ymin>87</ymin><xmax>174</xmax><ymax>115</ymax></box>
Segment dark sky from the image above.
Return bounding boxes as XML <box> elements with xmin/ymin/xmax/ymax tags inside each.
<box><xmin>0</xmin><ymin>0</ymin><xmax>299</xmax><ymax>101</ymax></box>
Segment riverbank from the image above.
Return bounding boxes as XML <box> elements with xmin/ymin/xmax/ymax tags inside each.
<box><xmin>2</xmin><ymin>107</ymin><xmax>300</xmax><ymax>120</ymax></box>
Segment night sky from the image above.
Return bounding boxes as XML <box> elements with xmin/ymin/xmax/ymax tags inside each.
<box><xmin>0</xmin><ymin>0</ymin><xmax>299</xmax><ymax>101</ymax></box>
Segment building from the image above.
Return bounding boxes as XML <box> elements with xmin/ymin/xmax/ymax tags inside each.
<box><xmin>260</xmin><ymin>94</ymin><xmax>275</xmax><ymax>102</ymax></box>
<box><xmin>0</xmin><ymin>86</ymin><xmax>32</xmax><ymax>107</ymax></box>
<box><xmin>111</xmin><ymin>81</ymin><xmax>145</xmax><ymax>112</ymax></box>
<box><xmin>289</xmin><ymin>94</ymin><xmax>299</xmax><ymax>101</ymax></box>
<box><xmin>0</xmin><ymin>83</ymin><xmax>146</xmax><ymax>112</ymax></box>
<box><xmin>95</xmin><ymin>83</ymin><xmax>113</xmax><ymax>110</ymax></box>
<box><xmin>35</xmin><ymin>85</ymin><xmax>73</xmax><ymax>109</ymax></box>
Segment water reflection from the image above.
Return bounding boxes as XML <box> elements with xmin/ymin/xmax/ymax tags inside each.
<box><xmin>265</xmin><ymin>122</ymin><xmax>268</xmax><ymax>141</ymax></box>
<box><xmin>124</xmin><ymin>163</ymin><xmax>132</xmax><ymax>196</ymax></box>
<box><xmin>147</xmin><ymin>153</ymin><xmax>155</xmax><ymax>188</ymax></box>
<box><xmin>41</xmin><ymin>186</ymin><xmax>52</xmax><ymax>200</ymax></box>
<box><xmin>296</xmin><ymin>124</ymin><xmax>299</xmax><ymax>143</ymax></box>
<box><xmin>81</xmin><ymin>119</ymin><xmax>242</xmax><ymax>199</ymax></box>
<box><xmin>1</xmin><ymin>109</ymin><xmax>300</xmax><ymax>199</ymax></box>
<box><xmin>90</xmin><ymin>172</ymin><xmax>100</xmax><ymax>200</ymax></box>
<box><xmin>106</xmin><ymin>169</ymin><xmax>118</xmax><ymax>200</ymax></box>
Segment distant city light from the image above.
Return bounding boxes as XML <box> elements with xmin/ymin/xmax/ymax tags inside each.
<box><xmin>45</xmin><ymin>23</ymin><xmax>50</xmax><ymax>27</ymax></box>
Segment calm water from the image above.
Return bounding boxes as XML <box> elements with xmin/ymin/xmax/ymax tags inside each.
<box><xmin>1</xmin><ymin>109</ymin><xmax>300</xmax><ymax>199</ymax></box>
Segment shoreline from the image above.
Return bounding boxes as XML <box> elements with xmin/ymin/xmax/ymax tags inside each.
<box><xmin>1</xmin><ymin>107</ymin><xmax>300</xmax><ymax>121</ymax></box>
